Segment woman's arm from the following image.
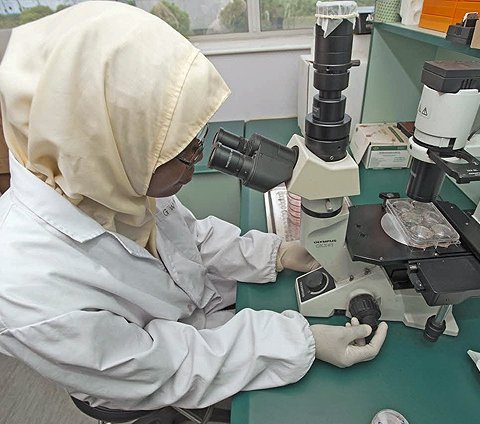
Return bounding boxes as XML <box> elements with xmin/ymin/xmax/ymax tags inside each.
<box><xmin>0</xmin><ymin>307</ymin><xmax>315</xmax><ymax>410</ymax></box>
<box><xmin>175</xmin><ymin>197</ymin><xmax>282</xmax><ymax>283</ymax></box>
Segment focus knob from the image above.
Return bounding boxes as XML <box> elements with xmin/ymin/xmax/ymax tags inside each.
<box><xmin>305</xmin><ymin>272</ymin><xmax>328</xmax><ymax>294</ymax></box>
<box><xmin>349</xmin><ymin>294</ymin><xmax>381</xmax><ymax>340</ymax></box>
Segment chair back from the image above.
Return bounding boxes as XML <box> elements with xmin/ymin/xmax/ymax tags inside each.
<box><xmin>71</xmin><ymin>396</ymin><xmax>151</xmax><ymax>423</ymax></box>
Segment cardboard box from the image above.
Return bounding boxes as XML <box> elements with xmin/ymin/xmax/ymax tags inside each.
<box><xmin>350</xmin><ymin>123</ymin><xmax>412</xmax><ymax>169</ymax></box>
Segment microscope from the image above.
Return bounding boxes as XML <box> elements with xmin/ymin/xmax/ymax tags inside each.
<box><xmin>208</xmin><ymin>1</ymin><xmax>480</xmax><ymax>341</ymax></box>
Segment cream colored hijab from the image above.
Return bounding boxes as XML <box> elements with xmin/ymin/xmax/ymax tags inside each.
<box><xmin>0</xmin><ymin>1</ymin><xmax>230</xmax><ymax>256</ymax></box>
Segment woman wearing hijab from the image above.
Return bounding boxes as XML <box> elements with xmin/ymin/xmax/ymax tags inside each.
<box><xmin>0</xmin><ymin>1</ymin><xmax>387</xmax><ymax>413</ymax></box>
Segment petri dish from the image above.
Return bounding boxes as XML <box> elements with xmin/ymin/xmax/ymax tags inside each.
<box><xmin>410</xmin><ymin>225</ymin><xmax>434</xmax><ymax>240</ymax></box>
<box><xmin>432</xmin><ymin>223</ymin><xmax>456</xmax><ymax>238</ymax></box>
<box><xmin>400</xmin><ymin>211</ymin><xmax>423</xmax><ymax>226</ymax></box>
<box><xmin>422</xmin><ymin>211</ymin><xmax>442</xmax><ymax>226</ymax></box>
<box><xmin>371</xmin><ymin>409</ymin><xmax>409</xmax><ymax>424</ymax></box>
<box><xmin>384</xmin><ymin>198</ymin><xmax>460</xmax><ymax>248</ymax></box>
<box><xmin>392</xmin><ymin>200</ymin><xmax>412</xmax><ymax>213</ymax></box>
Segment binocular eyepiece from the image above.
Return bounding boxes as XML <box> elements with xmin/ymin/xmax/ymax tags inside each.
<box><xmin>208</xmin><ymin>128</ymin><xmax>298</xmax><ymax>193</ymax></box>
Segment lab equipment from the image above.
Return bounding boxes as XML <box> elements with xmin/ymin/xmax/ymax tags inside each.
<box><xmin>382</xmin><ymin>198</ymin><xmax>460</xmax><ymax>249</ymax></box>
<box><xmin>446</xmin><ymin>12</ymin><xmax>478</xmax><ymax>46</ymax></box>
<box><xmin>208</xmin><ymin>128</ymin><xmax>298</xmax><ymax>193</ymax></box>
<box><xmin>371</xmin><ymin>409</ymin><xmax>409</xmax><ymax>424</ymax></box>
<box><xmin>208</xmin><ymin>1</ymin><xmax>480</xmax><ymax>342</ymax></box>
<box><xmin>406</xmin><ymin>61</ymin><xmax>480</xmax><ymax>202</ymax></box>
<box><xmin>292</xmin><ymin>54</ymin><xmax>480</xmax><ymax>341</ymax></box>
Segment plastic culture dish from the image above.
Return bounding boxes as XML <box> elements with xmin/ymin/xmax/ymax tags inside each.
<box><xmin>385</xmin><ymin>198</ymin><xmax>460</xmax><ymax>249</ymax></box>
<box><xmin>371</xmin><ymin>409</ymin><xmax>409</xmax><ymax>424</ymax></box>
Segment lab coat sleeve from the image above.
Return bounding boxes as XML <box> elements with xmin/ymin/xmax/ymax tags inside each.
<box><xmin>175</xmin><ymin>198</ymin><xmax>282</xmax><ymax>283</ymax></box>
<box><xmin>0</xmin><ymin>307</ymin><xmax>315</xmax><ymax>410</ymax></box>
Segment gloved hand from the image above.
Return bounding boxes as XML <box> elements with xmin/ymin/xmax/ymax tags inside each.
<box><xmin>310</xmin><ymin>317</ymin><xmax>388</xmax><ymax>368</ymax></box>
<box><xmin>276</xmin><ymin>240</ymin><xmax>320</xmax><ymax>272</ymax></box>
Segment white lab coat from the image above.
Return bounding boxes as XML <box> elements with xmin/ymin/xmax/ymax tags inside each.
<box><xmin>0</xmin><ymin>157</ymin><xmax>315</xmax><ymax>410</ymax></box>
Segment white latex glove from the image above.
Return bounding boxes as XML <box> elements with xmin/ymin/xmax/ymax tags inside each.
<box><xmin>276</xmin><ymin>240</ymin><xmax>320</xmax><ymax>272</ymax></box>
<box><xmin>311</xmin><ymin>317</ymin><xmax>388</xmax><ymax>368</ymax></box>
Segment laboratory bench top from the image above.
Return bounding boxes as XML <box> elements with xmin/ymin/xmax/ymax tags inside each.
<box><xmin>231</xmin><ymin>165</ymin><xmax>480</xmax><ymax>424</ymax></box>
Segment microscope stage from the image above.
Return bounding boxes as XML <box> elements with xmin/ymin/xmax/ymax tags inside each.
<box><xmin>347</xmin><ymin>204</ymin><xmax>467</xmax><ymax>265</ymax></box>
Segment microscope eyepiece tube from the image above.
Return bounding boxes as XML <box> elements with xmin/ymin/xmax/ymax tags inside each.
<box><xmin>213</xmin><ymin>128</ymin><xmax>249</xmax><ymax>153</ymax></box>
<box><xmin>213</xmin><ymin>128</ymin><xmax>261</xmax><ymax>156</ymax></box>
<box><xmin>208</xmin><ymin>128</ymin><xmax>298</xmax><ymax>193</ymax></box>
<box><xmin>208</xmin><ymin>143</ymin><xmax>254</xmax><ymax>181</ymax></box>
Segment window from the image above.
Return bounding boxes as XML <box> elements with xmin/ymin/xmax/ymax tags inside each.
<box><xmin>156</xmin><ymin>0</ymin><xmax>375</xmax><ymax>37</ymax></box>
<box><xmin>0</xmin><ymin>0</ymin><xmax>375</xmax><ymax>37</ymax></box>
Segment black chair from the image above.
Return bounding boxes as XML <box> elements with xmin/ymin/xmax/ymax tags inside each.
<box><xmin>71</xmin><ymin>396</ymin><xmax>230</xmax><ymax>424</ymax></box>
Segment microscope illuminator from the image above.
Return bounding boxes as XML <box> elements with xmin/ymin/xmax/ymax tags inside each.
<box><xmin>406</xmin><ymin>61</ymin><xmax>480</xmax><ymax>202</ymax></box>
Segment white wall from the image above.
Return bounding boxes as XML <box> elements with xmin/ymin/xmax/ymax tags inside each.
<box><xmin>205</xmin><ymin>34</ymin><xmax>371</xmax><ymax>123</ymax></box>
<box><xmin>208</xmin><ymin>48</ymin><xmax>310</xmax><ymax>122</ymax></box>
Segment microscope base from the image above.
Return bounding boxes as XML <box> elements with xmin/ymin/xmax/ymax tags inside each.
<box><xmin>295</xmin><ymin>267</ymin><xmax>459</xmax><ymax>336</ymax></box>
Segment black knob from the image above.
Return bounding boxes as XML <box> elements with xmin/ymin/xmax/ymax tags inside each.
<box><xmin>423</xmin><ymin>315</ymin><xmax>446</xmax><ymax>342</ymax></box>
<box><xmin>305</xmin><ymin>272</ymin><xmax>328</xmax><ymax>294</ymax></box>
<box><xmin>349</xmin><ymin>294</ymin><xmax>381</xmax><ymax>342</ymax></box>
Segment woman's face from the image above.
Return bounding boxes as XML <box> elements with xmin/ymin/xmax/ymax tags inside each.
<box><xmin>146</xmin><ymin>138</ymin><xmax>204</xmax><ymax>198</ymax></box>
